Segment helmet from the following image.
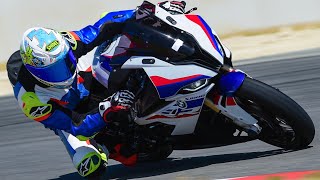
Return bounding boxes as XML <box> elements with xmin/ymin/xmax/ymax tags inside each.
<box><xmin>20</xmin><ymin>27</ymin><xmax>77</xmax><ymax>88</ymax></box>
<box><xmin>159</xmin><ymin>1</ymin><xmax>186</xmax><ymax>15</ymax></box>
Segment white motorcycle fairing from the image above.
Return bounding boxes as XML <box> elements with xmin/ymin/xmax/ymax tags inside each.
<box><xmin>93</xmin><ymin>2</ymin><xmax>260</xmax><ymax>136</ymax></box>
<box><xmin>122</xmin><ymin>56</ymin><xmax>216</xmax><ymax>135</ymax></box>
<box><xmin>153</xmin><ymin>4</ymin><xmax>225</xmax><ymax>64</ymax></box>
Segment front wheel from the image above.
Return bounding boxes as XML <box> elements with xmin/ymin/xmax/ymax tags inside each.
<box><xmin>235</xmin><ymin>77</ymin><xmax>315</xmax><ymax>149</ymax></box>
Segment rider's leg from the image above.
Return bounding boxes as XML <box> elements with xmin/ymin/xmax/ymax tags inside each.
<box><xmin>56</xmin><ymin>130</ymin><xmax>108</xmax><ymax>177</ymax></box>
<box><xmin>94</xmin><ymin>132</ymin><xmax>137</xmax><ymax>167</ymax></box>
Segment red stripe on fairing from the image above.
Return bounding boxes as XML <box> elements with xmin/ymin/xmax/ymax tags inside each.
<box><xmin>226</xmin><ymin>97</ymin><xmax>237</xmax><ymax>106</ymax></box>
<box><xmin>85</xmin><ymin>66</ymin><xmax>92</xmax><ymax>72</ymax></box>
<box><xmin>146</xmin><ymin>113</ymin><xmax>199</xmax><ymax>120</ymax></box>
<box><xmin>213</xmin><ymin>95</ymin><xmax>221</xmax><ymax>105</ymax></box>
<box><xmin>185</xmin><ymin>15</ymin><xmax>218</xmax><ymax>51</ymax></box>
<box><xmin>77</xmin><ymin>76</ymin><xmax>85</xmax><ymax>84</ymax></box>
<box><xmin>150</xmin><ymin>74</ymin><xmax>202</xmax><ymax>86</ymax></box>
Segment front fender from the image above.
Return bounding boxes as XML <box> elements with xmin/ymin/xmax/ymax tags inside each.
<box><xmin>217</xmin><ymin>72</ymin><xmax>246</xmax><ymax>96</ymax></box>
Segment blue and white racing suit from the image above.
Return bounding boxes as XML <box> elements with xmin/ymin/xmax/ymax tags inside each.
<box><xmin>7</xmin><ymin>10</ymin><xmax>135</xmax><ymax>177</ymax></box>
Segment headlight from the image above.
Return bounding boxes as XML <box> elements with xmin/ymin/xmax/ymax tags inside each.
<box><xmin>182</xmin><ymin>79</ymin><xmax>209</xmax><ymax>92</ymax></box>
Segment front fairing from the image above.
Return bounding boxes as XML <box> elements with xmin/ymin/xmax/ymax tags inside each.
<box><xmin>96</xmin><ymin>1</ymin><xmax>225</xmax><ymax>71</ymax></box>
<box><xmin>135</xmin><ymin>1</ymin><xmax>225</xmax><ymax>66</ymax></box>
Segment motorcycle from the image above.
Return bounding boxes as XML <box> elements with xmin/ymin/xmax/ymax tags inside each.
<box><xmin>92</xmin><ymin>1</ymin><xmax>315</xmax><ymax>161</ymax></box>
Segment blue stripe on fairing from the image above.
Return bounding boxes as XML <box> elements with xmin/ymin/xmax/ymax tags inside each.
<box><xmin>198</xmin><ymin>16</ymin><xmax>223</xmax><ymax>56</ymax></box>
<box><xmin>186</xmin><ymin>98</ymin><xmax>204</xmax><ymax>108</ymax></box>
<box><xmin>102</xmin><ymin>55</ymin><xmax>131</xmax><ymax>68</ymax></box>
<box><xmin>101</xmin><ymin>60</ymin><xmax>113</xmax><ymax>72</ymax></box>
<box><xmin>13</xmin><ymin>82</ymin><xmax>22</xmax><ymax>99</ymax></box>
<box><xmin>156</xmin><ymin>75</ymin><xmax>210</xmax><ymax>98</ymax></box>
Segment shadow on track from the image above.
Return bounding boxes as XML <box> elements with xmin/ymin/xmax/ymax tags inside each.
<box><xmin>50</xmin><ymin>148</ymin><xmax>298</xmax><ymax>180</ymax></box>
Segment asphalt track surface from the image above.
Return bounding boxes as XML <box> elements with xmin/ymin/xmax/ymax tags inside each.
<box><xmin>0</xmin><ymin>50</ymin><xmax>319</xmax><ymax>180</ymax></box>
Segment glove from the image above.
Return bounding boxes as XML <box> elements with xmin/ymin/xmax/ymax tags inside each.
<box><xmin>99</xmin><ymin>90</ymin><xmax>135</xmax><ymax>123</ymax></box>
<box><xmin>110</xmin><ymin>90</ymin><xmax>135</xmax><ymax>110</ymax></box>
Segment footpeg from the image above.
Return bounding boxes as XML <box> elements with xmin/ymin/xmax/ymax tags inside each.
<box><xmin>245</xmin><ymin>123</ymin><xmax>262</xmax><ymax>136</ymax></box>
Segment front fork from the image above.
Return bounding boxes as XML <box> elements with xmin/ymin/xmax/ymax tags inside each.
<box><xmin>205</xmin><ymin>67</ymin><xmax>262</xmax><ymax>136</ymax></box>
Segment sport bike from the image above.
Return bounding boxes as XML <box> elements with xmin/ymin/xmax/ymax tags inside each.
<box><xmin>93</xmin><ymin>1</ymin><xmax>315</xmax><ymax>161</ymax></box>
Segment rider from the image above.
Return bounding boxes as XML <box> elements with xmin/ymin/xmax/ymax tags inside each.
<box><xmin>6</xmin><ymin>1</ymin><xmax>187</xmax><ymax>178</ymax></box>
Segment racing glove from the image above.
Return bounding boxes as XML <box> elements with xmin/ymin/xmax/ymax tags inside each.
<box><xmin>99</xmin><ymin>90</ymin><xmax>135</xmax><ymax>123</ymax></box>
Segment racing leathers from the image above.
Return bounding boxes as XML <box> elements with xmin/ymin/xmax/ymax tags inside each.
<box><xmin>7</xmin><ymin>9</ymin><xmax>136</xmax><ymax>177</ymax></box>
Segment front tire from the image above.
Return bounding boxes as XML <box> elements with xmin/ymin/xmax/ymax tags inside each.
<box><xmin>235</xmin><ymin>77</ymin><xmax>315</xmax><ymax>149</ymax></box>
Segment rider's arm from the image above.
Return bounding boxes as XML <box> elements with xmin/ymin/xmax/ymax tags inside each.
<box><xmin>63</xmin><ymin>10</ymin><xmax>135</xmax><ymax>59</ymax></box>
<box><xmin>17</xmin><ymin>88</ymin><xmax>109</xmax><ymax>138</ymax></box>
<box><xmin>43</xmin><ymin>100</ymin><xmax>107</xmax><ymax>139</ymax></box>
<box><xmin>8</xmin><ymin>61</ymin><xmax>108</xmax><ymax>139</ymax></box>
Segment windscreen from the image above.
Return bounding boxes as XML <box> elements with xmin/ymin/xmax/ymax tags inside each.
<box><xmin>130</xmin><ymin>1</ymin><xmax>222</xmax><ymax>69</ymax></box>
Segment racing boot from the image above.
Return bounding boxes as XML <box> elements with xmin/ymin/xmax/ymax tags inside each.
<box><xmin>77</xmin><ymin>140</ymin><xmax>109</xmax><ymax>179</ymax></box>
<box><xmin>57</xmin><ymin>130</ymin><xmax>109</xmax><ymax>178</ymax></box>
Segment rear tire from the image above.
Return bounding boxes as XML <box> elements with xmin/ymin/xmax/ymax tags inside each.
<box><xmin>235</xmin><ymin>77</ymin><xmax>315</xmax><ymax>149</ymax></box>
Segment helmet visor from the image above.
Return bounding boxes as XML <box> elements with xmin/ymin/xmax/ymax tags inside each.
<box><xmin>25</xmin><ymin>50</ymin><xmax>77</xmax><ymax>83</ymax></box>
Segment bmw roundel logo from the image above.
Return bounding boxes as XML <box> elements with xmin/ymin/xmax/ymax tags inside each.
<box><xmin>176</xmin><ymin>100</ymin><xmax>187</xmax><ymax>108</ymax></box>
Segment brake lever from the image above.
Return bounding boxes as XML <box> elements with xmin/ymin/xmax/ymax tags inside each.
<box><xmin>185</xmin><ymin>7</ymin><xmax>198</xmax><ymax>14</ymax></box>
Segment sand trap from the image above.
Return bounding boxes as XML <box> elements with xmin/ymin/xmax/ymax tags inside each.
<box><xmin>221</xmin><ymin>24</ymin><xmax>320</xmax><ymax>61</ymax></box>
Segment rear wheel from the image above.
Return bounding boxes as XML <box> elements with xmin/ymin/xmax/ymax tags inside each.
<box><xmin>235</xmin><ymin>77</ymin><xmax>315</xmax><ymax>149</ymax></box>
